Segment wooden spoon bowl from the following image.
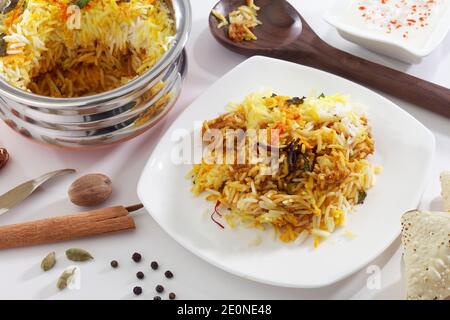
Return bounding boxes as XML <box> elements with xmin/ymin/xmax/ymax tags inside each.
<box><xmin>211</xmin><ymin>0</ymin><xmax>302</xmax><ymax>49</ymax></box>
<box><xmin>209</xmin><ymin>0</ymin><xmax>450</xmax><ymax>117</ymax></box>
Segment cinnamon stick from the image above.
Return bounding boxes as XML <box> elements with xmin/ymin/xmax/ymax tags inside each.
<box><xmin>0</xmin><ymin>206</ymin><xmax>137</xmax><ymax>250</ymax></box>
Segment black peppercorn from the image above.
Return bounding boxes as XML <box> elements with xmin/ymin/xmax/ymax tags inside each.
<box><xmin>132</xmin><ymin>252</ymin><xmax>142</xmax><ymax>262</ymax></box>
<box><xmin>169</xmin><ymin>292</ymin><xmax>176</xmax><ymax>300</ymax></box>
<box><xmin>155</xmin><ymin>285</ymin><xmax>164</xmax><ymax>293</ymax></box>
<box><xmin>153</xmin><ymin>296</ymin><xmax>162</xmax><ymax>300</ymax></box>
<box><xmin>136</xmin><ymin>271</ymin><xmax>145</xmax><ymax>280</ymax></box>
<box><xmin>110</xmin><ymin>260</ymin><xmax>118</xmax><ymax>268</ymax></box>
<box><xmin>150</xmin><ymin>261</ymin><xmax>159</xmax><ymax>270</ymax></box>
<box><xmin>133</xmin><ymin>286</ymin><xmax>142</xmax><ymax>296</ymax></box>
<box><xmin>164</xmin><ymin>270</ymin><xmax>174</xmax><ymax>279</ymax></box>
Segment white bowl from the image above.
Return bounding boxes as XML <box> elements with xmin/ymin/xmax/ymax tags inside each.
<box><xmin>324</xmin><ymin>0</ymin><xmax>450</xmax><ymax>64</ymax></box>
<box><xmin>137</xmin><ymin>56</ymin><xmax>435</xmax><ymax>288</ymax></box>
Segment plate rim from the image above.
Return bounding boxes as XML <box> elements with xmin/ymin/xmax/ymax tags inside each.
<box><xmin>137</xmin><ymin>55</ymin><xmax>435</xmax><ymax>288</ymax></box>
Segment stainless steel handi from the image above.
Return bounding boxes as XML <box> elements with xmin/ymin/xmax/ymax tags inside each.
<box><xmin>0</xmin><ymin>0</ymin><xmax>191</xmax><ymax>148</ymax></box>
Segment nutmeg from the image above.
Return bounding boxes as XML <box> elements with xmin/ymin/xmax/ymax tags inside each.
<box><xmin>0</xmin><ymin>148</ymin><xmax>9</xmax><ymax>170</ymax></box>
<box><xmin>68</xmin><ymin>174</ymin><xmax>112</xmax><ymax>207</ymax></box>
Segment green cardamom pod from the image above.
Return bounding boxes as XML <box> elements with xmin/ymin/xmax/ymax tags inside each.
<box><xmin>57</xmin><ymin>267</ymin><xmax>76</xmax><ymax>290</ymax></box>
<box><xmin>65</xmin><ymin>248</ymin><xmax>93</xmax><ymax>261</ymax></box>
<box><xmin>41</xmin><ymin>252</ymin><xmax>56</xmax><ymax>271</ymax></box>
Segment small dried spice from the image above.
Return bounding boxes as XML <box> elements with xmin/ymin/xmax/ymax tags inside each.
<box><xmin>164</xmin><ymin>270</ymin><xmax>174</xmax><ymax>279</ymax></box>
<box><xmin>136</xmin><ymin>271</ymin><xmax>144</xmax><ymax>280</ymax></box>
<box><xmin>0</xmin><ymin>34</ymin><xmax>7</xmax><ymax>57</ymax></box>
<box><xmin>150</xmin><ymin>261</ymin><xmax>159</xmax><ymax>270</ymax></box>
<box><xmin>66</xmin><ymin>248</ymin><xmax>93</xmax><ymax>261</ymax></box>
<box><xmin>41</xmin><ymin>252</ymin><xmax>56</xmax><ymax>271</ymax></box>
<box><xmin>318</xmin><ymin>93</ymin><xmax>325</xmax><ymax>99</ymax></box>
<box><xmin>133</xmin><ymin>286</ymin><xmax>142</xmax><ymax>296</ymax></box>
<box><xmin>132</xmin><ymin>252</ymin><xmax>142</xmax><ymax>262</ymax></box>
<box><xmin>68</xmin><ymin>173</ymin><xmax>113</xmax><ymax>207</ymax></box>
<box><xmin>211</xmin><ymin>201</ymin><xmax>225</xmax><ymax>229</ymax></box>
<box><xmin>286</xmin><ymin>96</ymin><xmax>305</xmax><ymax>105</ymax></box>
<box><xmin>0</xmin><ymin>148</ymin><xmax>9</xmax><ymax>170</ymax></box>
<box><xmin>153</xmin><ymin>296</ymin><xmax>162</xmax><ymax>300</ymax></box>
<box><xmin>169</xmin><ymin>292</ymin><xmax>176</xmax><ymax>300</ymax></box>
<box><xmin>285</xmin><ymin>141</ymin><xmax>312</xmax><ymax>174</ymax></box>
<box><xmin>110</xmin><ymin>260</ymin><xmax>118</xmax><ymax>268</ymax></box>
<box><xmin>155</xmin><ymin>285</ymin><xmax>164</xmax><ymax>293</ymax></box>
<box><xmin>357</xmin><ymin>190</ymin><xmax>367</xmax><ymax>204</ymax></box>
<box><xmin>57</xmin><ymin>267</ymin><xmax>76</xmax><ymax>290</ymax></box>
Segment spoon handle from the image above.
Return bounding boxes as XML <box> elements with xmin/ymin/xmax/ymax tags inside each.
<box><xmin>289</xmin><ymin>40</ymin><xmax>450</xmax><ymax>117</ymax></box>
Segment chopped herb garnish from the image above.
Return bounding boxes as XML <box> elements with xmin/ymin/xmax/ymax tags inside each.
<box><xmin>286</xmin><ymin>96</ymin><xmax>305</xmax><ymax>105</ymax></box>
<box><xmin>271</xmin><ymin>93</ymin><xmax>277</xmax><ymax>97</ymax></box>
<box><xmin>75</xmin><ymin>0</ymin><xmax>90</xmax><ymax>8</ymax></box>
<box><xmin>0</xmin><ymin>33</ymin><xmax>7</xmax><ymax>57</ymax></box>
<box><xmin>357</xmin><ymin>190</ymin><xmax>367</xmax><ymax>204</ymax></box>
<box><xmin>318</xmin><ymin>93</ymin><xmax>325</xmax><ymax>99</ymax></box>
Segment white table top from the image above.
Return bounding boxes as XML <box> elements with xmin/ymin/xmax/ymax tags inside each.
<box><xmin>0</xmin><ymin>0</ymin><xmax>448</xmax><ymax>300</ymax></box>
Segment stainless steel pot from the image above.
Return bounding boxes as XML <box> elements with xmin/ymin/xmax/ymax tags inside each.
<box><xmin>0</xmin><ymin>0</ymin><xmax>191</xmax><ymax>149</ymax></box>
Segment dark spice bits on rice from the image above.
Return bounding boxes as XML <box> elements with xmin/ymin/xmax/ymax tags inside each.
<box><xmin>0</xmin><ymin>33</ymin><xmax>7</xmax><ymax>57</ymax></box>
<box><xmin>0</xmin><ymin>0</ymin><xmax>19</xmax><ymax>14</ymax></box>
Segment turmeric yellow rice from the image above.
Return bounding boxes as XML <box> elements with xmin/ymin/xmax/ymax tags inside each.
<box><xmin>189</xmin><ymin>91</ymin><xmax>381</xmax><ymax>247</ymax></box>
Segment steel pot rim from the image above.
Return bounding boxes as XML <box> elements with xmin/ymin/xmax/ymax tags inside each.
<box><xmin>0</xmin><ymin>0</ymin><xmax>191</xmax><ymax>110</ymax></box>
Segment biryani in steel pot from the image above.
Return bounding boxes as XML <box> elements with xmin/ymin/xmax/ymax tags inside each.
<box><xmin>189</xmin><ymin>91</ymin><xmax>381</xmax><ymax>247</ymax></box>
<box><xmin>0</xmin><ymin>0</ymin><xmax>175</xmax><ymax>97</ymax></box>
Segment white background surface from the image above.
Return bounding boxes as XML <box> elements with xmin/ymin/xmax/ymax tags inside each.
<box><xmin>0</xmin><ymin>0</ymin><xmax>448</xmax><ymax>299</ymax></box>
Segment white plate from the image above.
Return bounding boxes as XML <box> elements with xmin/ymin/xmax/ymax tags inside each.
<box><xmin>137</xmin><ymin>56</ymin><xmax>435</xmax><ymax>288</ymax></box>
<box><xmin>324</xmin><ymin>0</ymin><xmax>450</xmax><ymax>64</ymax></box>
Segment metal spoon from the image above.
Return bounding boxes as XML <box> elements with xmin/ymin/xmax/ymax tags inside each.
<box><xmin>209</xmin><ymin>0</ymin><xmax>450</xmax><ymax>117</ymax></box>
<box><xmin>0</xmin><ymin>169</ymin><xmax>76</xmax><ymax>216</ymax></box>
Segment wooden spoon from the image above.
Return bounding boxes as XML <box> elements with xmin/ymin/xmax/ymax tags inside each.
<box><xmin>209</xmin><ymin>0</ymin><xmax>450</xmax><ymax>117</ymax></box>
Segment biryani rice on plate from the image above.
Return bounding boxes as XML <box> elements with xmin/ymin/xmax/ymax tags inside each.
<box><xmin>189</xmin><ymin>91</ymin><xmax>381</xmax><ymax>247</ymax></box>
<box><xmin>0</xmin><ymin>0</ymin><xmax>175</xmax><ymax>97</ymax></box>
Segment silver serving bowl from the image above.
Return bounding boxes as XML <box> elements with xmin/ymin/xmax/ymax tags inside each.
<box><xmin>0</xmin><ymin>0</ymin><xmax>191</xmax><ymax>149</ymax></box>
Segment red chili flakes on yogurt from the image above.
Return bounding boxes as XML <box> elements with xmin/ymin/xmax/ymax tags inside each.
<box><xmin>354</xmin><ymin>0</ymin><xmax>444</xmax><ymax>39</ymax></box>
